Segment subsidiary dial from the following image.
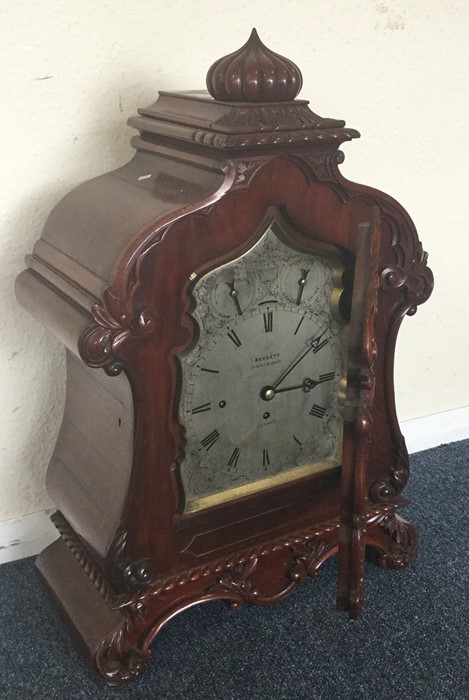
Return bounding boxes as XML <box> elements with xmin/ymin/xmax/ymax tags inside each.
<box><xmin>278</xmin><ymin>258</ymin><xmax>330</xmax><ymax>307</ymax></box>
<box><xmin>205</xmin><ymin>265</ymin><xmax>258</xmax><ymax>319</ymax></box>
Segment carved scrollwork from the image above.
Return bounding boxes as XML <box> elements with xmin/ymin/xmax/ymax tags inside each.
<box><xmin>369</xmin><ymin>434</ymin><xmax>409</xmax><ymax>503</ymax></box>
<box><xmin>294</xmin><ymin>150</ymin><xmax>348</xmax><ymax>185</ymax></box>
<box><xmin>370</xmin><ymin>510</ymin><xmax>419</xmax><ymax>569</ymax></box>
<box><xmin>380</xmin><ymin>241</ymin><xmax>433</xmax><ymax>313</ymax></box>
<box><xmin>288</xmin><ymin>539</ymin><xmax>332</xmax><ymax>581</ymax></box>
<box><xmin>208</xmin><ymin>539</ymin><xmax>335</xmax><ymax>608</ymax></box>
<box><xmin>108</xmin><ymin>527</ymin><xmax>155</xmax><ymax>595</ymax></box>
<box><xmin>93</xmin><ymin>605</ymin><xmax>150</xmax><ymax>685</ymax></box>
<box><xmin>53</xmin><ymin>504</ymin><xmax>403</xmax><ymax>618</ymax></box>
<box><xmin>207</xmin><ymin>557</ymin><xmax>259</xmax><ymax>609</ymax></box>
<box><xmin>113</xmin><ymin>519</ymin><xmax>341</xmax><ymax>612</ymax></box>
<box><xmin>78</xmin><ymin>288</ymin><xmax>156</xmax><ymax>375</ymax></box>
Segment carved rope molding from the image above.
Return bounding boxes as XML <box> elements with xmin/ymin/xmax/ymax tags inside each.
<box><xmin>51</xmin><ymin>511</ymin><xmax>114</xmax><ymax>604</ymax></box>
<box><xmin>52</xmin><ymin>504</ymin><xmax>402</xmax><ymax>613</ymax></box>
<box><xmin>91</xmin><ymin>507</ymin><xmax>414</xmax><ymax>684</ymax></box>
<box><xmin>112</xmin><ymin>519</ymin><xmax>343</xmax><ymax>611</ymax></box>
<box><xmin>52</xmin><ymin>505</ymin><xmax>409</xmax><ymax>685</ymax></box>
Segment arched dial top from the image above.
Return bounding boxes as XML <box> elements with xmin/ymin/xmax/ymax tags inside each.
<box><xmin>206</xmin><ymin>28</ymin><xmax>303</xmax><ymax>102</ymax></box>
<box><xmin>177</xmin><ymin>220</ymin><xmax>348</xmax><ymax>513</ymax></box>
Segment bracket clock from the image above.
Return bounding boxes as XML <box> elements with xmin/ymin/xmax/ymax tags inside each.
<box><xmin>15</xmin><ymin>30</ymin><xmax>433</xmax><ymax>685</ymax></box>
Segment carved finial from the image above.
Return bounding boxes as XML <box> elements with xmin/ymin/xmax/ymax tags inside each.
<box><xmin>206</xmin><ymin>28</ymin><xmax>303</xmax><ymax>103</ymax></box>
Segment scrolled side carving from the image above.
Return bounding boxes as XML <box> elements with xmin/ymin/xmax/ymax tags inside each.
<box><xmin>93</xmin><ymin>606</ymin><xmax>150</xmax><ymax>686</ymax></box>
<box><xmin>108</xmin><ymin>526</ymin><xmax>156</xmax><ymax>595</ymax></box>
<box><xmin>369</xmin><ymin>435</ymin><xmax>409</xmax><ymax>503</ymax></box>
<box><xmin>380</xmin><ymin>240</ymin><xmax>433</xmax><ymax>313</ymax></box>
<box><xmin>295</xmin><ymin>150</ymin><xmax>348</xmax><ymax>186</ymax></box>
<box><xmin>78</xmin><ymin>288</ymin><xmax>156</xmax><ymax>375</ymax></box>
<box><xmin>369</xmin><ymin>509</ymin><xmax>419</xmax><ymax>569</ymax></box>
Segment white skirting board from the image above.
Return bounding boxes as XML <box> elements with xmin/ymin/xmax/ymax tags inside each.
<box><xmin>0</xmin><ymin>508</ymin><xmax>58</xmax><ymax>565</ymax></box>
<box><xmin>400</xmin><ymin>405</ymin><xmax>469</xmax><ymax>455</ymax></box>
<box><xmin>1</xmin><ymin>406</ymin><xmax>468</xmax><ymax>565</ymax></box>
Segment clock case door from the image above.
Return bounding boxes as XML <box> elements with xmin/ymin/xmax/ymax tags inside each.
<box><xmin>336</xmin><ymin>208</ymin><xmax>382</xmax><ymax>618</ymax></box>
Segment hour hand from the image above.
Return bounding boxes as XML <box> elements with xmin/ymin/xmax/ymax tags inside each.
<box><xmin>274</xmin><ymin>378</ymin><xmax>318</xmax><ymax>394</ymax></box>
<box><xmin>260</xmin><ymin>378</ymin><xmax>317</xmax><ymax>401</ymax></box>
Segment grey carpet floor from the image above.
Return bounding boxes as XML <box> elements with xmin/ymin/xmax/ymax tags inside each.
<box><xmin>0</xmin><ymin>439</ymin><xmax>468</xmax><ymax>700</ymax></box>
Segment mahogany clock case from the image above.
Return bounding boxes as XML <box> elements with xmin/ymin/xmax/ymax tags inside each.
<box><xmin>15</xmin><ymin>30</ymin><xmax>433</xmax><ymax>684</ymax></box>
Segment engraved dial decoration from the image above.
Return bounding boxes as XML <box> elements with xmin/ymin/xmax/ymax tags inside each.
<box><xmin>178</xmin><ymin>221</ymin><xmax>346</xmax><ymax>512</ymax></box>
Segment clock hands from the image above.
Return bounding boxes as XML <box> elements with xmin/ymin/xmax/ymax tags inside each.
<box><xmin>296</xmin><ymin>269</ymin><xmax>310</xmax><ymax>305</ymax></box>
<box><xmin>260</xmin><ymin>373</ymin><xmax>334</xmax><ymax>401</ymax></box>
<box><xmin>260</xmin><ymin>330</ymin><xmax>330</xmax><ymax>401</ymax></box>
<box><xmin>274</xmin><ymin>378</ymin><xmax>317</xmax><ymax>394</ymax></box>
<box><xmin>226</xmin><ymin>280</ymin><xmax>243</xmax><ymax>316</ymax></box>
<box><xmin>273</xmin><ymin>330</ymin><xmax>328</xmax><ymax>389</ymax></box>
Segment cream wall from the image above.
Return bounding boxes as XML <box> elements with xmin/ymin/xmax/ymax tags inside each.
<box><xmin>1</xmin><ymin>0</ymin><xmax>468</xmax><ymax>522</ymax></box>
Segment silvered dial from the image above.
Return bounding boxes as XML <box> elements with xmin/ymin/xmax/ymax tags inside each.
<box><xmin>178</xmin><ymin>221</ymin><xmax>345</xmax><ymax>512</ymax></box>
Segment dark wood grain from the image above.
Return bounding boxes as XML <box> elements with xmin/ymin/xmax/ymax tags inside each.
<box><xmin>16</xmin><ymin>32</ymin><xmax>433</xmax><ymax>685</ymax></box>
<box><xmin>337</xmin><ymin>208</ymin><xmax>381</xmax><ymax>618</ymax></box>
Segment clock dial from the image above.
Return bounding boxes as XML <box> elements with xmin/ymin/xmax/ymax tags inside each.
<box><xmin>178</xmin><ymin>221</ymin><xmax>346</xmax><ymax>512</ymax></box>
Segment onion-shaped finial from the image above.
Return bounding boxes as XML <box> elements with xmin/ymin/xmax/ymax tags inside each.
<box><xmin>206</xmin><ymin>28</ymin><xmax>303</xmax><ymax>103</ymax></box>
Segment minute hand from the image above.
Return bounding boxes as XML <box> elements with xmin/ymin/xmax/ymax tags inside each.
<box><xmin>272</xmin><ymin>331</ymin><xmax>328</xmax><ymax>390</ymax></box>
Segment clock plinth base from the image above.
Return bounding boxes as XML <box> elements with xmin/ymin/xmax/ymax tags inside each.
<box><xmin>37</xmin><ymin>504</ymin><xmax>416</xmax><ymax>685</ymax></box>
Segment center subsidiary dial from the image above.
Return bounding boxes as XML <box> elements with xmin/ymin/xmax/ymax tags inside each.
<box><xmin>181</xmin><ymin>303</ymin><xmax>341</xmax><ymax>502</ymax></box>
